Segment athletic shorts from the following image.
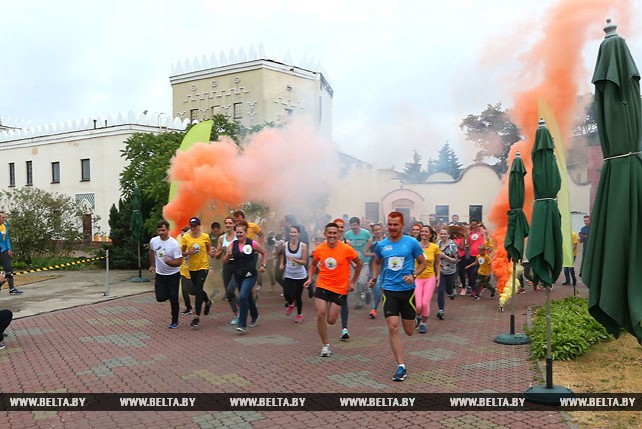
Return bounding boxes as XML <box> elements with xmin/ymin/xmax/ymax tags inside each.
<box><xmin>315</xmin><ymin>286</ymin><xmax>347</xmax><ymax>306</ymax></box>
<box><xmin>382</xmin><ymin>289</ymin><xmax>416</xmax><ymax>320</ymax></box>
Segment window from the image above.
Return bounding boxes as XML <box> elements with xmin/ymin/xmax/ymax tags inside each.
<box><xmin>469</xmin><ymin>205</ymin><xmax>483</xmax><ymax>223</ymax></box>
<box><xmin>51</xmin><ymin>162</ymin><xmax>60</xmax><ymax>183</ymax></box>
<box><xmin>211</xmin><ymin>105</ymin><xmax>220</xmax><ymax>116</ymax></box>
<box><xmin>435</xmin><ymin>205</ymin><xmax>449</xmax><ymax>224</ymax></box>
<box><xmin>81</xmin><ymin>159</ymin><xmax>91</xmax><ymax>181</ymax></box>
<box><xmin>189</xmin><ymin>109</ymin><xmax>199</xmax><ymax>121</ymax></box>
<box><xmin>8</xmin><ymin>163</ymin><xmax>15</xmax><ymax>187</ymax></box>
<box><xmin>26</xmin><ymin>161</ymin><xmax>33</xmax><ymax>186</ymax></box>
<box><xmin>233</xmin><ymin>102</ymin><xmax>243</xmax><ymax>119</ymax></box>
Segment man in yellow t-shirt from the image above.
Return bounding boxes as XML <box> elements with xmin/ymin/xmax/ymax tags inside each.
<box><xmin>466</xmin><ymin>246</ymin><xmax>495</xmax><ymax>300</ymax></box>
<box><xmin>563</xmin><ymin>231</ymin><xmax>578</xmax><ymax>286</ymax></box>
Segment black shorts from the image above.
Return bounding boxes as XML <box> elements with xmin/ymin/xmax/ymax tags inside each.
<box><xmin>382</xmin><ymin>289</ymin><xmax>416</xmax><ymax>320</ymax></box>
<box><xmin>315</xmin><ymin>287</ymin><xmax>347</xmax><ymax>306</ymax></box>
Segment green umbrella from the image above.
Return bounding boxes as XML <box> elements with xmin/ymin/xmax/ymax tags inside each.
<box><xmin>504</xmin><ymin>152</ymin><xmax>529</xmax><ymax>263</ymax></box>
<box><xmin>526</xmin><ymin>119</ymin><xmax>562</xmax><ymax>286</ymax></box>
<box><xmin>495</xmin><ymin>151</ymin><xmax>530</xmax><ymax>345</ymax></box>
<box><xmin>524</xmin><ymin>118</ymin><xmax>571</xmax><ymax>402</ymax></box>
<box><xmin>585</xmin><ymin>19</ymin><xmax>642</xmax><ymax>343</ymax></box>
<box><xmin>130</xmin><ymin>187</ymin><xmax>148</xmax><ymax>282</ymax></box>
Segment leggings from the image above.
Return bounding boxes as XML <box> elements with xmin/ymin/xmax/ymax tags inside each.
<box><xmin>437</xmin><ymin>272</ymin><xmax>456</xmax><ymax>311</ymax></box>
<box><xmin>222</xmin><ymin>263</ymin><xmax>239</xmax><ymax>314</ymax></box>
<box><xmin>189</xmin><ymin>269</ymin><xmax>210</xmax><ymax>316</ymax></box>
<box><xmin>283</xmin><ymin>277</ymin><xmax>306</xmax><ymax>315</ymax></box>
<box><xmin>180</xmin><ymin>275</ymin><xmax>192</xmax><ymax>309</ymax></box>
<box><xmin>0</xmin><ymin>251</ymin><xmax>15</xmax><ymax>289</ymax></box>
<box><xmin>414</xmin><ymin>276</ymin><xmax>437</xmax><ymax>318</ymax></box>
<box><xmin>0</xmin><ymin>309</ymin><xmax>12</xmax><ymax>337</ymax></box>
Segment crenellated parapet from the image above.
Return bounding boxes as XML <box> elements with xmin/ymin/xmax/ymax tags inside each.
<box><xmin>0</xmin><ymin>112</ymin><xmax>189</xmax><ymax>142</ymax></box>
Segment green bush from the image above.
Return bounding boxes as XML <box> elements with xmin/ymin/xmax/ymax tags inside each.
<box><xmin>527</xmin><ymin>296</ymin><xmax>612</xmax><ymax>361</ymax></box>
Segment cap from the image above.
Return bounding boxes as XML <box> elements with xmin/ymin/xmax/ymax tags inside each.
<box><xmin>189</xmin><ymin>217</ymin><xmax>201</xmax><ymax>226</ymax></box>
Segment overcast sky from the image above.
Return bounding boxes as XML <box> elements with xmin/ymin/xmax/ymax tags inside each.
<box><xmin>1</xmin><ymin>0</ymin><xmax>640</xmax><ymax>168</ymax></box>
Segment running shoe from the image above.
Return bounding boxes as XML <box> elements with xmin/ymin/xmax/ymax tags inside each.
<box><xmin>415</xmin><ymin>316</ymin><xmax>421</xmax><ymax>329</ymax></box>
<box><xmin>9</xmin><ymin>288</ymin><xmax>23</xmax><ymax>294</ymax></box>
<box><xmin>168</xmin><ymin>322</ymin><xmax>180</xmax><ymax>329</ymax></box>
<box><xmin>181</xmin><ymin>308</ymin><xmax>193</xmax><ymax>315</ymax></box>
<box><xmin>204</xmin><ymin>300</ymin><xmax>213</xmax><ymax>316</ymax></box>
<box><xmin>285</xmin><ymin>304</ymin><xmax>294</xmax><ymax>316</ymax></box>
<box><xmin>354</xmin><ymin>302</ymin><xmax>364</xmax><ymax>310</ymax></box>
<box><xmin>418</xmin><ymin>323</ymin><xmax>427</xmax><ymax>334</ymax></box>
<box><xmin>368</xmin><ymin>310</ymin><xmax>376</xmax><ymax>319</ymax></box>
<box><xmin>294</xmin><ymin>314</ymin><xmax>304</xmax><ymax>323</ymax></box>
<box><xmin>230</xmin><ymin>316</ymin><xmax>239</xmax><ymax>325</ymax></box>
<box><xmin>249</xmin><ymin>314</ymin><xmax>260</xmax><ymax>327</ymax></box>
<box><xmin>490</xmin><ymin>288</ymin><xmax>496</xmax><ymax>298</ymax></box>
<box><xmin>340</xmin><ymin>328</ymin><xmax>350</xmax><ymax>341</ymax></box>
<box><xmin>0</xmin><ymin>342</ymin><xmax>5</xmax><ymax>350</ymax></box>
<box><xmin>190</xmin><ymin>317</ymin><xmax>200</xmax><ymax>329</ymax></box>
<box><xmin>460</xmin><ymin>287</ymin><xmax>467</xmax><ymax>296</ymax></box>
<box><xmin>449</xmin><ymin>293</ymin><xmax>456</xmax><ymax>300</ymax></box>
<box><xmin>320</xmin><ymin>344</ymin><xmax>331</xmax><ymax>357</ymax></box>
<box><xmin>437</xmin><ymin>310</ymin><xmax>444</xmax><ymax>320</ymax></box>
<box><xmin>518</xmin><ymin>288</ymin><xmax>526</xmax><ymax>294</ymax></box>
<box><xmin>392</xmin><ymin>365</ymin><xmax>407</xmax><ymax>382</ymax></box>
<box><xmin>474</xmin><ymin>295</ymin><xmax>480</xmax><ymax>301</ymax></box>
<box><xmin>236</xmin><ymin>326</ymin><xmax>247</xmax><ymax>334</ymax></box>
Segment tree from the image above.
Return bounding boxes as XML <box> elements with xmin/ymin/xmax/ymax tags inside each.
<box><xmin>432</xmin><ymin>142</ymin><xmax>463</xmax><ymax>179</ymax></box>
<box><xmin>459</xmin><ymin>103</ymin><xmax>523</xmax><ymax>174</ymax></box>
<box><xmin>0</xmin><ymin>188</ymin><xmax>83</xmax><ymax>264</ymax></box>
<box><xmin>398</xmin><ymin>150</ymin><xmax>429</xmax><ymax>183</ymax></box>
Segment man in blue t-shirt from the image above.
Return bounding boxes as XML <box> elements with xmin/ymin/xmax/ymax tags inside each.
<box><xmin>344</xmin><ymin>217</ymin><xmax>373</xmax><ymax>309</ymax></box>
<box><xmin>370</xmin><ymin>212</ymin><xmax>426</xmax><ymax>382</ymax></box>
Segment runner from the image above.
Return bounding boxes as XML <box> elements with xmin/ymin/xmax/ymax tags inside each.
<box><xmin>304</xmin><ymin>222</ymin><xmax>362</xmax><ymax>357</ymax></box>
<box><xmin>370</xmin><ymin>211</ymin><xmax>426</xmax><ymax>381</ymax></box>
<box><xmin>364</xmin><ymin>222</ymin><xmax>385</xmax><ymax>319</ymax></box>
<box><xmin>181</xmin><ymin>217</ymin><xmax>214</xmax><ymax>329</ymax></box>
<box><xmin>344</xmin><ymin>217</ymin><xmax>373</xmax><ymax>309</ymax></box>
<box><xmin>436</xmin><ymin>227</ymin><xmax>459</xmax><ymax>319</ymax></box>
<box><xmin>334</xmin><ymin>218</ymin><xmax>352</xmax><ymax>340</ymax></box>
<box><xmin>281</xmin><ymin>225</ymin><xmax>308</xmax><ymax>323</ymax></box>
<box><xmin>414</xmin><ymin>225</ymin><xmax>440</xmax><ymax>334</ymax></box>
<box><xmin>215</xmin><ymin>216</ymin><xmax>239</xmax><ymax>324</ymax></box>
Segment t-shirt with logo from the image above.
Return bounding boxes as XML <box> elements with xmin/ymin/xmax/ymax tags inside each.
<box><xmin>180</xmin><ymin>232</ymin><xmax>210</xmax><ymax>271</ymax></box>
<box><xmin>149</xmin><ymin>236</ymin><xmax>182</xmax><ymax>276</ymax></box>
<box><xmin>468</xmin><ymin>229</ymin><xmax>485</xmax><ymax>257</ymax></box>
<box><xmin>477</xmin><ymin>254</ymin><xmax>492</xmax><ymax>276</ymax></box>
<box><xmin>374</xmin><ymin>235</ymin><xmax>424</xmax><ymax>292</ymax></box>
<box><xmin>344</xmin><ymin>228</ymin><xmax>373</xmax><ymax>263</ymax></box>
<box><xmin>312</xmin><ymin>241</ymin><xmax>358</xmax><ymax>295</ymax></box>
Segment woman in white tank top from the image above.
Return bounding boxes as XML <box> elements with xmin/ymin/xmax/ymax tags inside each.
<box><xmin>280</xmin><ymin>226</ymin><xmax>308</xmax><ymax>323</ymax></box>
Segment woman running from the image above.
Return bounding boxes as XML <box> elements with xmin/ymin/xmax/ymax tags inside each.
<box><xmin>415</xmin><ymin>225</ymin><xmax>440</xmax><ymax>334</ymax></box>
<box><xmin>281</xmin><ymin>225</ymin><xmax>308</xmax><ymax>323</ymax></box>
<box><xmin>216</xmin><ymin>216</ymin><xmax>239</xmax><ymax>324</ymax></box>
<box><xmin>436</xmin><ymin>227</ymin><xmax>459</xmax><ymax>320</ymax></box>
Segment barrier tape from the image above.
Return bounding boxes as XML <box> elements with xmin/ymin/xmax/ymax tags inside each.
<box><xmin>13</xmin><ymin>256</ymin><xmax>107</xmax><ymax>276</ymax></box>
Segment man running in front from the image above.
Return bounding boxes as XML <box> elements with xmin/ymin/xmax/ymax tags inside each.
<box><xmin>304</xmin><ymin>222</ymin><xmax>362</xmax><ymax>358</ymax></box>
<box><xmin>370</xmin><ymin>211</ymin><xmax>426</xmax><ymax>381</ymax></box>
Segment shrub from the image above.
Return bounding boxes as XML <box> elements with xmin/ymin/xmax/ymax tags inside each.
<box><xmin>527</xmin><ymin>296</ymin><xmax>612</xmax><ymax>361</ymax></box>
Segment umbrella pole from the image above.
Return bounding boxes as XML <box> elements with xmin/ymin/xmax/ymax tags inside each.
<box><xmin>510</xmin><ymin>261</ymin><xmax>516</xmax><ymax>335</ymax></box>
<box><xmin>545</xmin><ymin>285</ymin><xmax>553</xmax><ymax>388</ymax></box>
<box><xmin>137</xmin><ymin>238</ymin><xmax>142</xmax><ymax>279</ymax></box>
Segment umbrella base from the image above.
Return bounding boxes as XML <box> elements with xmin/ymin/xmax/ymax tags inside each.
<box><xmin>494</xmin><ymin>333</ymin><xmax>531</xmax><ymax>345</ymax></box>
<box><xmin>130</xmin><ymin>277</ymin><xmax>150</xmax><ymax>283</ymax></box>
<box><xmin>524</xmin><ymin>385</ymin><xmax>574</xmax><ymax>405</ymax></box>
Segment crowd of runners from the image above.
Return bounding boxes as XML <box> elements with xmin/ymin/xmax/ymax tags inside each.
<box><xmin>148</xmin><ymin>210</ymin><xmax>552</xmax><ymax>382</ymax></box>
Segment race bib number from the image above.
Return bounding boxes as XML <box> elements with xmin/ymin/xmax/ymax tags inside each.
<box><xmin>324</xmin><ymin>257</ymin><xmax>337</xmax><ymax>270</ymax></box>
<box><xmin>387</xmin><ymin>256</ymin><xmax>404</xmax><ymax>271</ymax></box>
<box><xmin>242</xmin><ymin>244</ymin><xmax>253</xmax><ymax>254</ymax></box>
<box><xmin>478</xmin><ymin>257</ymin><xmax>485</xmax><ymax>265</ymax></box>
<box><xmin>192</xmin><ymin>243</ymin><xmax>201</xmax><ymax>254</ymax></box>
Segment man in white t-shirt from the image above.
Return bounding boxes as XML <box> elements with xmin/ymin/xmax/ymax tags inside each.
<box><xmin>149</xmin><ymin>220</ymin><xmax>184</xmax><ymax>329</ymax></box>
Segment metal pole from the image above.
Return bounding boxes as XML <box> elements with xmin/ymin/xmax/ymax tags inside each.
<box><xmin>104</xmin><ymin>249</ymin><xmax>111</xmax><ymax>297</ymax></box>
<box><xmin>545</xmin><ymin>285</ymin><xmax>553</xmax><ymax>388</ymax></box>
<box><xmin>137</xmin><ymin>239</ymin><xmax>142</xmax><ymax>279</ymax></box>
<box><xmin>510</xmin><ymin>261</ymin><xmax>516</xmax><ymax>335</ymax></box>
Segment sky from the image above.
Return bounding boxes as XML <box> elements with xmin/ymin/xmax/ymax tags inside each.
<box><xmin>1</xmin><ymin>0</ymin><xmax>640</xmax><ymax>169</ymax></box>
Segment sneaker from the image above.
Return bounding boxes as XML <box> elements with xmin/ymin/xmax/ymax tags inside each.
<box><xmin>168</xmin><ymin>322</ymin><xmax>180</xmax><ymax>329</ymax></box>
<box><xmin>490</xmin><ymin>288</ymin><xmax>496</xmax><ymax>298</ymax></box>
<box><xmin>449</xmin><ymin>293</ymin><xmax>456</xmax><ymax>300</ymax></box>
<box><xmin>460</xmin><ymin>288</ymin><xmax>467</xmax><ymax>296</ymax></box>
<box><xmin>474</xmin><ymin>295</ymin><xmax>480</xmax><ymax>301</ymax></box>
<box><xmin>340</xmin><ymin>328</ymin><xmax>350</xmax><ymax>341</ymax></box>
<box><xmin>354</xmin><ymin>302</ymin><xmax>364</xmax><ymax>310</ymax></box>
<box><xmin>230</xmin><ymin>315</ymin><xmax>239</xmax><ymax>325</ymax></box>
<box><xmin>320</xmin><ymin>344</ymin><xmax>331</xmax><ymax>357</ymax></box>
<box><xmin>285</xmin><ymin>305</ymin><xmax>294</xmax><ymax>316</ymax></box>
<box><xmin>249</xmin><ymin>314</ymin><xmax>260</xmax><ymax>327</ymax></box>
<box><xmin>368</xmin><ymin>310</ymin><xmax>376</xmax><ymax>319</ymax></box>
<box><xmin>190</xmin><ymin>317</ymin><xmax>200</xmax><ymax>329</ymax></box>
<box><xmin>9</xmin><ymin>288</ymin><xmax>23</xmax><ymax>295</ymax></box>
<box><xmin>418</xmin><ymin>323</ymin><xmax>427</xmax><ymax>334</ymax></box>
<box><xmin>562</xmin><ymin>282</ymin><xmax>570</xmax><ymax>285</ymax></box>
<box><xmin>415</xmin><ymin>316</ymin><xmax>421</xmax><ymax>328</ymax></box>
<box><xmin>392</xmin><ymin>365</ymin><xmax>407</xmax><ymax>382</ymax></box>
<box><xmin>236</xmin><ymin>326</ymin><xmax>247</xmax><ymax>334</ymax></box>
<box><xmin>295</xmin><ymin>314</ymin><xmax>304</xmax><ymax>323</ymax></box>
<box><xmin>204</xmin><ymin>300</ymin><xmax>213</xmax><ymax>316</ymax></box>
<box><xmin>181</xmin><ymin>308</ymin><xmax>193</xmax><ymax>315</ymax></box>
<box><xmin>437</xmin><ymin>310</ymin><xmax>444</xmax><ymax>320</ymax></box>
<box><xmin>0</xmin><ymin>341</ymin><xmax>5</xmax><ymax>350</ymax></box>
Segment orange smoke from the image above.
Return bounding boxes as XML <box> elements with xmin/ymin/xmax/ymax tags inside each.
<box><xmin>489</xmin><ymin>0</ymin><xmax>631</xmax><ymax>294</ymax></box>
<box><xmin>163</xmin><ymin>120</ymin><xmax>340</xmax><ymax>236</ymax></box>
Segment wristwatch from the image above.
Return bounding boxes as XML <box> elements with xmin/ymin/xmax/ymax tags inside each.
<box><xmin>412</xmin><ymin>273</ymin><xmax>417</xmax><ymax>279</ymax></box>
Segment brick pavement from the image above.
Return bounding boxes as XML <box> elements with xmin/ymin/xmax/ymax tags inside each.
<box><xmin>0</xmin><ymin>273</ymin><xmax>583</xmax><ymax>428</ymax></box>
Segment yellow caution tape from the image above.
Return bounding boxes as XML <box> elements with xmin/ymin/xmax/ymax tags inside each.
<box><xmin>13</xmin><ymin>256</ymin><xmax>107</xmax><ymax>276</ymax></box>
